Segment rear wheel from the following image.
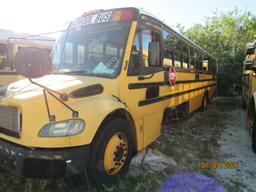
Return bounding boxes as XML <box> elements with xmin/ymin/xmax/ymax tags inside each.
<box><xmin>88</xmin><ymin>118</ymin><xmax>134</xmax><ymax>187</ymax></box>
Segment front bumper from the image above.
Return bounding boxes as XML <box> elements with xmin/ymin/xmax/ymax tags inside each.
<box><xmin>0</xmin><ymin>138</ymin><xmax>90</xmax><ymax>179</ymax></box>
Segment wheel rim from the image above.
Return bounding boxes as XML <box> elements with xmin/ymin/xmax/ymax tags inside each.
<box><xmin>104</xmin><ymin>132</ymin><xmax>128</xmax><ymax>175</ymax></box>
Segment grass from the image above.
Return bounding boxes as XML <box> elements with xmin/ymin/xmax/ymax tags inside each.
<box><xmin>0</xmin><ymin>168</ymin><xmax>166</xmax><ymax>192</ymax></box>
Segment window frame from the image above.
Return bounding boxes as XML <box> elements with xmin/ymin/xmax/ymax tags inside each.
<box><xmin>127</xmin><ymin>18</ymin><xmax>163</xmax><ymax>76</ymax></box>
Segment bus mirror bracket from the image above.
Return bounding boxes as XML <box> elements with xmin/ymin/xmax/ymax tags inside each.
<box><xmin>251</xmin><ymin>62</ymin><xmax>256</xmax><ymax>73</ymax></box>
<box><xmin>13</xmin><ymin>47</ymin><xmax>79</xmax><ymax>122</ymax></box>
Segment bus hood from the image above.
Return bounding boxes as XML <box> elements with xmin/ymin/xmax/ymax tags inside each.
<box><xmin>1</xmin><ymin>74</ymin><xmax>118</xmax><ymax>101</ymax></box>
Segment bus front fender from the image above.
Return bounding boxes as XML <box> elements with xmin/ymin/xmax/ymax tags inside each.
<box><xmin>67</xmin><ymin>96</ymin><xmax>129</xmax><ymax>146</ymax></box>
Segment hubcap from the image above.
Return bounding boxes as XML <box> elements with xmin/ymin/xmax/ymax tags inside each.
<box><xmin>104</xmin><ymin>132</ymin><xmax>128</xmax><ymax>175</ymax></box>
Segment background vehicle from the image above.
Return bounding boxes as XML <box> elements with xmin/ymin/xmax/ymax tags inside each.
<box><xmin>0</xmin><ymin>8</ymin><xmax>216</xmax><ymax>186</ymax></box>
<box><xmin>0</xmin><ymin>37</ymin><xmax>54</xmax><ymax>87</ymax></box>
<box><xmin>0</xmin><ymin>40</ymin><xmax>7</xmax><ymax>69</ymax></box>
<box><xmin>242</xmin><ymin>40</ymin><xmax>256</xmax><ymax>108</ymax></box>
<box><xmin>245</xmin><ymin>38</ymin><xmax>256</xmax><ymax>153</ymax></box>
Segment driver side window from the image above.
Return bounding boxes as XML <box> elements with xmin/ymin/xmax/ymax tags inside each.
<box><xmin>128</xmin><ymin>28</ymin><xmax>162</xmax><ymax>76</ymax></box>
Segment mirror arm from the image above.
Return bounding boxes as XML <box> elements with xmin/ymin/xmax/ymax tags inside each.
<box><xmin>29</xmin><ymin>78</ymin><xmax>67</xmax><ymax>99</ymax></box>
<box><xmin>43</xmin><ymin>89</ymin><xmax>56</xmax><ymax>122</ymax></box>
<box><xmin>29</xmin><ymin>78</ymin><xmax>79</xmax><ymax>122</ymax></box>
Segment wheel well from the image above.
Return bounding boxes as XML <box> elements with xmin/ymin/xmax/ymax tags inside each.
<box><xmin>95</xmin><ymin>109</ymin><xmax>137</xmax><ymax>154</ymax></box>
<box><xmin>248</xmin><ymin>98</ymin><xmax>255</xmax><ymax>122</ymax></box>
<box><xmin>162</xmin><ymin>101</ymin><xmax>189</xmax><ymax>123</ymax></box>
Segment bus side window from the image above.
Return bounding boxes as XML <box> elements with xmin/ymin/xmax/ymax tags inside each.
<box><xmin>195</xmin><ymin>49</ymin><xmax>202</xmax><ymax>70</ymax></box>
<box><xmin>202</xmin><ymin>55</ymin><xmax>209</xmax><ymax>71</ymax></box>
<box><xmin>182</xmin><ymin>42</ymin><xmax>189</xmax><ymax>69</ymax></box>
<box><xmin>128</xmin><ymin>34</ymin><xmax>140</xmax><ymax>75</ymax></box>
<box><xmin>173</xmin><ymin>35</ymin><xmax>181</xmax><ymax>68</ymax></box>
<box><xmin>128</xmin><ymin>28</ymin><xmax>162</xmax><ymax>76</ymax></box>
<box><xmin>162</xmin><ymin>29</ymin><xmax>174</xmax><ymax>67</ymax></box>
<box><xmin>203</xmin><ymin>59</ymin><xmax>208</xmax><ymax>71</ymax></box>
<box><xmin>140</xmin><ymin>29</ymin><xmax>162</xmax><ymax>75</ymax></box>
<box><xmin>174</xmin><ymin>52</ymin><xmax>181</xmax><ymax>68</ymax></box>
<box><xmin>141</xmin><ymin>30</ymin><xmax>152</xmax><ymax>67</ymax></box>
<box><xmin>189</xmin><ymin>47</ymin><xmax>195</xmax><ymax>69</ymax></box>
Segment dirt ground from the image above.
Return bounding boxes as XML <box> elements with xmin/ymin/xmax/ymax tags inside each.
<box><xmin>0</xmin><ymin>96</ymin><xmax>255</xmax><ymax>192</ymax></box>
<box><xmin>132</xmin><ymin>96</ymin><xmax>256</xmax><ymax>192</ymax></box>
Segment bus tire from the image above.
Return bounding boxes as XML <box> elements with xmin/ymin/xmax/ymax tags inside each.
<box><xmin>88</xmin><ymin>118</ymin><xmax>134</xmax><ymax>187</ymax></box>
<box><xmin>252</xmin><ymin>119</ymin><xmax>256</xmax><ymax>153</ymax></box>
<box><xmin>200</xmin><ymin>93</ymin><xmax>208</xmax><ymax>111</ymax></box>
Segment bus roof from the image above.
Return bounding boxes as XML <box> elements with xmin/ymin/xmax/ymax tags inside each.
<box><xmin>138</xmin><ymin>8</ymin><xmax>216</xmax><ymax>60</ymax></box>
<box><xmin>75</xmin><ymin>7</ymin><xmax>215</xmax><ymax>59</ymax></box>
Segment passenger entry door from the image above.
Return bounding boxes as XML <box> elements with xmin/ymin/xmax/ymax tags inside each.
<box><xmin>124</xmin><ymin>25</ymin><xmax>164</xmax><ymax>148</ymax></box>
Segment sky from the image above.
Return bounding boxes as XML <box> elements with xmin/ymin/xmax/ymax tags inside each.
<box><xmin>0</xmin><ymin>0</ymin><xmax>255</xmax><ymax>35</ymax></box>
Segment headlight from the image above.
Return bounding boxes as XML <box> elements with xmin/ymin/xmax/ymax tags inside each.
<box><xmin>39</xmin><ymin>119</ymin><xmax>85</xmax><ymax>137</ymax></box>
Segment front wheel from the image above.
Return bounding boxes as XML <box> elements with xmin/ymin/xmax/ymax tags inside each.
<box><xmin>88</xmin><ymin>118</ymin><xmax>134</xmax><ymax>186</ymax></box>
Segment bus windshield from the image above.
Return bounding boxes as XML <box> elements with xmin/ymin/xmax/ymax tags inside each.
<box><xmin>52</xmin><ymin>22</ymin><xmax>130</xmax><ymax>78</ymax></box>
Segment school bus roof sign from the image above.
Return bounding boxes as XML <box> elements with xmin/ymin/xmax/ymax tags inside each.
<box><xmin>71</xmin><ymin>9</ymin><xmax>135</xmax><ymax>28</ymax></box>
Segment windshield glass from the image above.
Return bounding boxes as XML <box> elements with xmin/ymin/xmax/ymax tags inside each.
<box><xmin>52</xmin><ymin>22</ymin><xmax>130</xmax><ymax>78</ymax></box>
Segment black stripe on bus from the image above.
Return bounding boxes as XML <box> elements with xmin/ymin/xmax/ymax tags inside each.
<box><xmin>176</xmin><ymin>79</ymin><xmax>215</xmax><ymax>84</ymax></box>
<box><xmin>0</xmin><ymin>71</ymin><xmax>18</xmax><ymax>75</ymax></box>
<box><xmin>175</xmin><ymin>68</ymin><xmax>214</xmax><ymax>75</ymax></box>
<box><xmin>128</xmin><ymin>79</ymin><xmax>215</xmax><ymax>89</ymax></box>
<box><xmin>138</xmin><ymin>83</ymin><xmax>216</xmax><ymax>106</ymax></box>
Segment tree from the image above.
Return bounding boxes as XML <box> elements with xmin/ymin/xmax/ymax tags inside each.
<box><xmin>184</xmin><ymin>9</ymin><xmax>256</xmax><ymax>96</ymax></box>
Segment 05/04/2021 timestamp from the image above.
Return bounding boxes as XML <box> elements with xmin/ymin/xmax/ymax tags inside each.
<box><xmin>199</xmin><ymin>161</ymin><xmax>240</xmax><ymax>169</ymax></box>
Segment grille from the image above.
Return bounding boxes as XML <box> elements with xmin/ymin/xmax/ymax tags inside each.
<box><xmin>0</xmin><ymin>106</ymin><xmax>20</xmax><ymax>137</ymax></box>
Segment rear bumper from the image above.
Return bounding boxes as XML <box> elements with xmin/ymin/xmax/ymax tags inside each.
<box><xmin>0</xmin><ymin>138</ymin><xmax>90</xmax><ymax>179</ymax></box>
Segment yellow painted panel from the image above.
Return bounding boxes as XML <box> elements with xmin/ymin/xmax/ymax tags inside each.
<box><xmin>143</xmin><ymin>111</ymin><xmax>162</xmax><ymax>147</ymax></box>
<box><xmin>134</xmin><ymin>119</ymin><xmax>144</xmax><ymax>151</ymax></box>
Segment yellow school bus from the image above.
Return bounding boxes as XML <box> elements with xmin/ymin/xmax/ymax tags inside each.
<box><xmin>0</xmin><ymin>38</ymin><xmax>54</xmax><ymax>87</ymax></box>
<box><xmin>242</xmin><ymin>41</ymin><xmax>256</xmax><ymax>108</ymax></box>
<box><xmin>0</xmin><ymin>8</ymin><xmax>216</xmax><ymax>185</ymax></box>
<box><xmin>245</xmin><ymin>40</ymin><xmax>256</xmax><ymax>152</ymax></box>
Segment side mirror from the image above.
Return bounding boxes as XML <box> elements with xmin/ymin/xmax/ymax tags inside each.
<box><xmin>148</xmin><ymin>41</ymin><xmax>160</xmax><ymax>67</ymax></box>
<box><xmin>246</xmin><ymin>42</ymin><xmax>255</xmax><ymax>55</ymax></box>
<box><xmin>245</xmin><ymin>54</ymin><xmax>255</xmax><ymax>70</ymax></box>
<box><xmin>251</xmin><ymin>63</ymin><xmax>256</xmax><ymax>73</ymax></box>
<box><xmin>13</xmin><ymin>47</ymin><xmax>52</xmax><ymax>79</ymax></box>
